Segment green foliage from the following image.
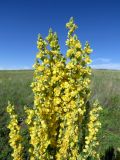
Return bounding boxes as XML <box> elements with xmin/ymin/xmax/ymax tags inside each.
<box><xmin>0</xmin><ymin>70</ymin><xmax>33</xmax><ymax>159</ymax></box>
<box><xmin>91</xmin><ymin>70</ymin><xmax>120</xmax><ymax>155</ymax></box>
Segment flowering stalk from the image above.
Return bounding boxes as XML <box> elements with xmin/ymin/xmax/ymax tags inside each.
<box><xmin>83</xmin><ymin>100</ymin><xmax>102</xmax><ymax>159</ymax></box>
<box><xmin>7</xmin><ymin>102</ymin><xmax>23</xmax><ymax>160</ymax></box>
<box><xmin>27</xmin><ymin>17</ymin><xmax>102</xmax><ymax>160</ymax></box>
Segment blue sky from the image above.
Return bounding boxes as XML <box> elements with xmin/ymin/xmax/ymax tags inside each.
<box><xmin>0</xmin><ymin>0</ymin><xmax>120</xmax><ymax>70</ymax></box>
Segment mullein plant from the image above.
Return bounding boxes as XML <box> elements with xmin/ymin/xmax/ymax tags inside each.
<box><xmin>7</xmin><ymin>17</ymin><xmax>102</xmax><ymax>160</ymax></box>
<box><xmin>7</xmin><ymin>102</ymin><xmax>23</xmax><ymax>160</ymax></box>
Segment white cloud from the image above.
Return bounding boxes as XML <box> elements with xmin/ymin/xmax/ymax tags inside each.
<box><xmin>91</xmin><ymin>57</ymin><xmax>120</xmax><ymax>70</ymax></box>
<box><xmin>0</xmin><ymin>66</ymin><xmax>32</xmax><ymax>70</ymax></box>
<box><xmin>91</xmin><ymin>63</ymin><xmax>120</xmax><ymax>70</ymax></box>
<box><xmin>92</xmin><ymin>58</ymin><xmax>111</xmax><ymax>63</ymax></box>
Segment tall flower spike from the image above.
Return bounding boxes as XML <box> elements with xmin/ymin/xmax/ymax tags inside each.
<box><xmin>84</xmin><ymin>41</ymin><xmax>93</xmax><ymax>54</ymax></box>
<box><xmin>66</xmin><ymin>17</ymin><xmax>78</xmax><ymax>38</ymax></box>
<box><xmin>82</xmin><ymin>100</ymin><xmax>102</xmax><ymax>160</ymax></box>
<box><xmin>7</xmin><ymin>102</ymin><xmax>23</xmax><ymax>160</ymax></box>
<box><xmin>29</xmin><ymin>26</ymin><xmax>66</xmax><ymax>159</ymax></box>
<box><xmin>46</xmin><ymin>29</ymin><xmax>60</xmax><ymax>51</ymax></box>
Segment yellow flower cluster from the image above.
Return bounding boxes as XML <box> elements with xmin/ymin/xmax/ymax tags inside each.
<box><xmin>25</xmin><ymin>28</ymin><xmax>66</xmax><ymax>159</ymax></box>
<box><xmin>7</xmin><ymin>17</ymin><xmax>102</xmax><ymax>160</ymax></box>
<box><xmin>7</xmin><ymin>102</ymin><xmax>23</xmax><ymax>160</ymax></box>
<box><xmin>27</xmin><ymin>17</ymin><xmax>101</xmax><ymax>160</ymax></box>
<box><xmin>82</xmin><ymin>100</ymin><xmax>102</xmax><ymax>159</ymax></box>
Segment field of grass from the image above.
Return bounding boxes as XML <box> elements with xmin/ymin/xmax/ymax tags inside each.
<box><xmin>0</xmin><ymin>69</ymin><xmax>120</xmax><ymax>159</ymax></box>
<box><xmin>90</xmin><ymin>70</ymin><xmax>120</xmax><ymax>154</ymax></box>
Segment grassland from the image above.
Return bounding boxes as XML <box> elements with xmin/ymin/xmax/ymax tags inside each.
<box><xmin>0</xmin><ymin>69</ymin><xmax>120</xmax><ymax>159</ymax></box>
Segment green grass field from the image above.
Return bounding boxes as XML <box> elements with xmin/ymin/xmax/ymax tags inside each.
<box><xmin>0</xmin><ymin>69</ymin><xmax>120</xmax><ymax>159</ymax></box>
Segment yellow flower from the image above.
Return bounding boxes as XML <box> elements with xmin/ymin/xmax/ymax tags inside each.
<box><xmin>37</xmin><ymin>41</ymin><xmax>43</xmax><ymax>49</ymax></box>
<box><xmin>30</xmin><ymin>156</ymin><xmax>35</xmax><ymax>160</ymax></box>
<box><xmin>54</xmin><ymin>97</ymin><xmax>61</xmax><ymax>105</ymax></box>
<box><xmin>41</xmin><ymin>120</ymin><xmax>47</xmax><ymax>128</ymax></box>
<box><xmin>75</xmin><ymin>42</ymin><xmax>81</xmax><ymax>49</ymax></box>
<box><xmin>61</xmin><ymin>81</ymin><xmax>70</xmax><ymax>88</ymax></box>
<box><xmin>50</xmin><ymin>40</ymin><xmax>56</xmax><ymax>48</ymax></box>
<box><xmin>75</xmin><ymin>51</ymin><xmax>82</xmax><ymax>58</ymax></box>
<box><xmin>37</xmin><ymin>65</ymin><xmax>44</xmax><ymax>72</ymax></box>
<box><xmin>66</xmin><ymin>62</ymin><xmax>74</xmax><ymax>69</ymax></box>
<box><xmin>36</xmin><ymin>52</ymin><xmax>43</xmax><ymax>58</ymax></box>
<box><xmin>84</xmin><ymin>57</ymin><xmax>92</xmax><ymax>64</ymax></box>
<box><xmin>85</xmin><ymin>47</ymin><xmax>93</xmax><ymax>54</ymax></box>
<box><xmin>54</xmin><ymin>87</ymin><xmax>61</xmax><ymax>96</ymax></box>
<box><xmin>44</xmin><ymin>58</ymin><xmax>49</xmax><ymax>64</ymax></box>
<box><xmin>71</xmin><ymin>90</ymin><xmax>78</xmax><ymax>97</ymax></box>
<box><xmin>79</xmin><ymin>98</ymin><xmax>84</xmax><ymax>105</ymax></box>
<box><xmin>62</xmin><ymin>95</ymin><xmax>70</xmax><ymax>102</ymax></box>
<box><xmin>66</xmin><ymin>49</ymin><xmax>74</xmax><ymax>57</ymax></box>
<box><xmin>83</xmin><ymin>148</ymin><xmax>87</xmax><ymax>153</ymax></box>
